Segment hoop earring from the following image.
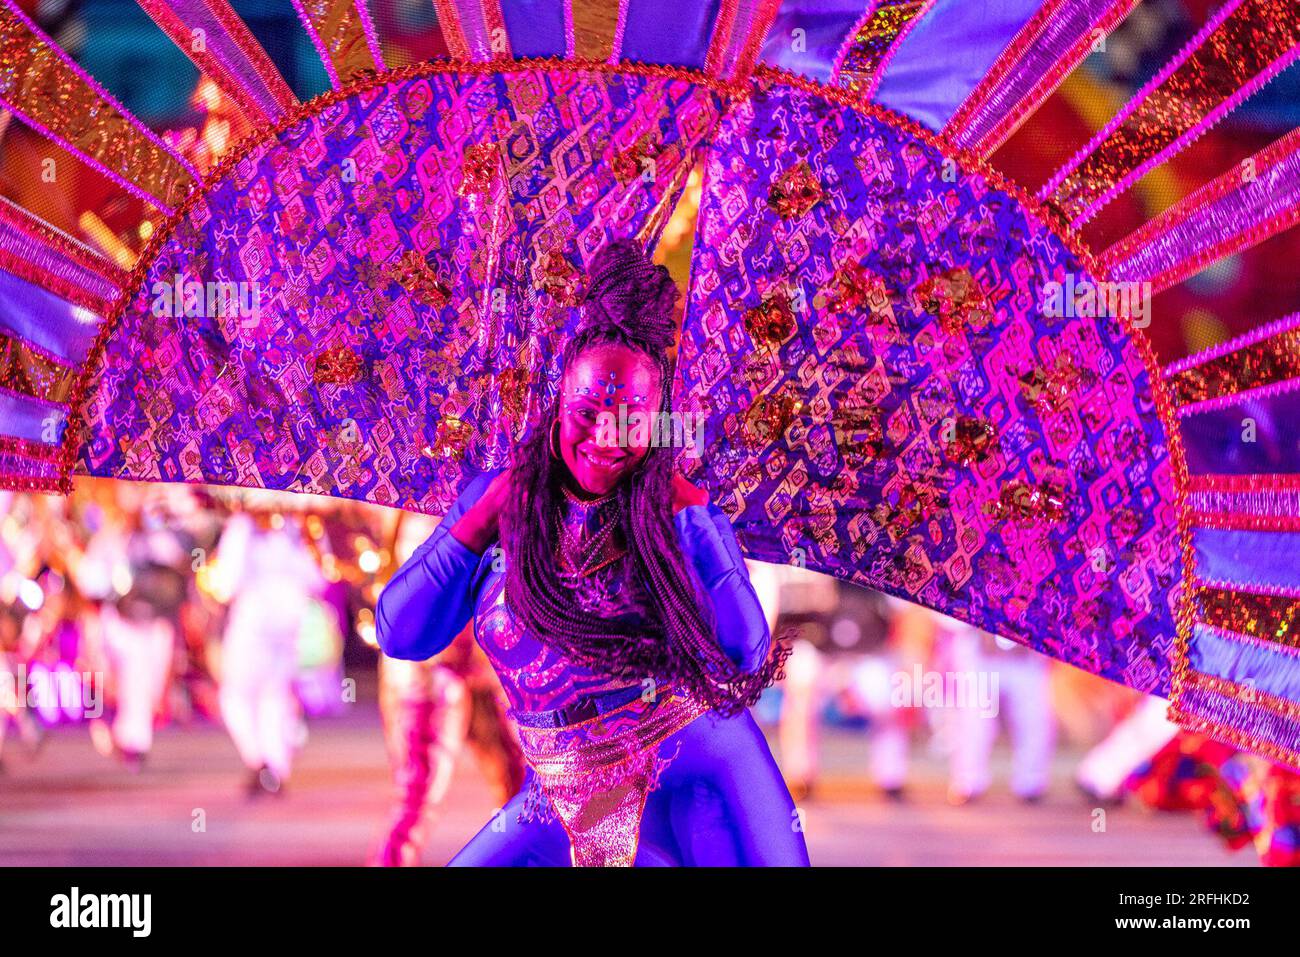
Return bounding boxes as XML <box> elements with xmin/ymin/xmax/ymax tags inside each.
<box><xmin>550</xmin><ymin>420</ymin><xmax>562</xmax><ymax>460</ymax></box>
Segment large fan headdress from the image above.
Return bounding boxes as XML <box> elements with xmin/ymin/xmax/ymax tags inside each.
<box><xmin>0</xmin><ymin>0</ymin><xmax>1297</xmax><ymax>768</ymax></box>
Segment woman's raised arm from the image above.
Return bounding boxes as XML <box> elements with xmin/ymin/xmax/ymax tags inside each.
<box><xmin>673</xmin><ymin>502</ymin><xmax>773</xmax><ymax>674</ymax></box>
<box><xmin>376</xmin><ymin>471</ymin><xmax>498</xmax><ymax>660</ymax></box>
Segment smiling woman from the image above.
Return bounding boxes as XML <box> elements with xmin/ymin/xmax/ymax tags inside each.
<box><xmin>376</xmin><ymin>239</ymin><xmax>802</xmax><ymax>866</ymax></box>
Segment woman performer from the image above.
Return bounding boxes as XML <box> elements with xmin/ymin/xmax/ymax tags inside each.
<box><xmin>378</xmin><ymin>241</ymin><xmax>808</xmax><ymax>866</ymax></box>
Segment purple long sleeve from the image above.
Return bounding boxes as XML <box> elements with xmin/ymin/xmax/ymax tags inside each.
<box><xmin>376</xmin><ymin>472</ymin><xmax>496</xmax><ymax>660</ymax></box>
<box><xmin>673</xmin><ymin>504</ymin><xmax>772</xmax><ymax>673</ymax></box>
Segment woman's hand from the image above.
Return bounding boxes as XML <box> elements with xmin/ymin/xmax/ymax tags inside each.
<box><xmin>449</xmin><ymin>469</ymin><xmax>513</xmax><ymax>554</ymax></box>
<box><xmin>671</xmin><ymin>474</ymin><xmax>708</xmax><ymax>513</ymax></box>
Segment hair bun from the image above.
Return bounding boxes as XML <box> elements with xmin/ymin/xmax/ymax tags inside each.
<box><xmin>578</xmin><ymin>239</ymin><xmax>679</xmax><ymax>351</ymax></box>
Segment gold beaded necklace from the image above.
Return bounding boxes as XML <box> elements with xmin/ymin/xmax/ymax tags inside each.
<box><xmin>556</xmin><ymin>485</ymin><xmax>625</xmax><ymax>580</ymax></box>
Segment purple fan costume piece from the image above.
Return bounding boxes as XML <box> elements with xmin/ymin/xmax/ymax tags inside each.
<box><xmin>78</xmin><ymin>69</ymin><xmax>719</xmax><ymax>510</ymax></box>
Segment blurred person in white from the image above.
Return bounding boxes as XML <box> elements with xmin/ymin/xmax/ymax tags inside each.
<box><xmin>847</xmin><ymin>597</ymin><xmax>936</xmax><ymax>800</ymax></box>
<box><xmin>748</xmin><ymin>561</ymin><xmax>838</xmax><ymax>801</ymax></box>
<box><xmin>1074</xmin><ymin>694</ymin><xmax>1179</xmax><ymax>804</ymax></box>
<box><xmin>75</xmin><ymin>489</ymin><xmax>191</xmax><ymax>770</ymax></box>
<box><xmin>942</xmin><ymin>616</ymin><xmax>1056</xmax><ymax>805</ymax></box>
<box><xmin>373</xmin><ymin>512</ymin><xmax>524</xmax><ymax>866</ymax></box>
<box><xmin>214</xmin><ymin>511</ymin><xmax>325</xmax><ymax>797</ymax></box>
<box><xmin>751</xmin><ymin>562</ymin><xmax>893</xmax><ymax>801</ymax></box>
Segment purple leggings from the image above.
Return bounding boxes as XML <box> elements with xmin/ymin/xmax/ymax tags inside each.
<box><xmin>449</xmin><ymin>709</ymin><xmax>811</xmax><ymax>866</ymax></box>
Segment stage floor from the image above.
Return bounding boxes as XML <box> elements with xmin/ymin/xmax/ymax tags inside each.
<box><xmin>0</xmin><ymin>705</ymin><xmax>1252</xmax><ymax>867</ymax></box>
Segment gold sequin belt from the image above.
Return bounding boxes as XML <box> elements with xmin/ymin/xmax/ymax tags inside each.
<box><xmin>513</xmin><ymin>684</ymin><xmax>709</xmax><ymax>866</ymax></box>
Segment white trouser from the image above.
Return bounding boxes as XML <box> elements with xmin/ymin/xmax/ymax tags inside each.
<box><xmin>1075</xmin><ymin>695</ymin><xmax>1179</xmax><ymax>799</ymax></box>
<box><xmin>101</xmin><ymin>608</ymin><xmax>174</xmax><ymax>754</ymax></box>
<box><xmin>778</xmin><ymin>640</ymin><xmax>824</xmax><ymax>784</ymax></box>
<box><xmin>947</xmin><ymin>638</ymin><xmax>1056</xmax><ymax>798</ymax></box>
<box><xmin>220</xmin><ymin>602</ymin><xmax>300</xmax><ymax>778</ymax></box>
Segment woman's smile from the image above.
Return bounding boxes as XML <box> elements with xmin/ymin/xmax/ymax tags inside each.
<box><xmin>579</xmin><ymin>443</ymin><xmax>629</xmax><ymax>471</ymax></box>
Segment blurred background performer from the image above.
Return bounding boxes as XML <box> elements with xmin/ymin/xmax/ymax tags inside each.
<box><xmin>765</xmin><ymin>562</ymin><xmax>837</xmax><ymax>801</ymax></box>
<box><xmin>863</xmin><ymin>598</ymin><xmax>937</xmax><ymax>800</ymax></box>
<box><xmin>77</xmin><ymin>494</ymin><xmax>191</xmax><ymax>770</ymax></box>
<box><xmin>1075</xmin><ymin>694</ymin><xmax>1180</xmax><ymax>805</ymax></box>
<box><xmin>374</xmin><ymin>513</ymin><xmax>523</xmax><ymax>866</ymax></box>
<box><xmin>943</xmin><ymin>618</ymin><xmax>1056</xmax><ymax>805</ymax></box>
<box><xmin>215</xmin><ymin>511</ymin><xmax>324</xmax><ymax>797</ymax></box>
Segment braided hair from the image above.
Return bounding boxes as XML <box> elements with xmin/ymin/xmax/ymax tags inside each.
<box><xmin>501</xmin><ymin>240</ymin><xmax>782</xmax><ymax>715</ymax></box>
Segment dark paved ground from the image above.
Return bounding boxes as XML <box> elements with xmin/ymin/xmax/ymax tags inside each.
<box><xmin>0</xmin><ymin>703</ymin><xmax>1251</xmax><ymax>867</ymax></box>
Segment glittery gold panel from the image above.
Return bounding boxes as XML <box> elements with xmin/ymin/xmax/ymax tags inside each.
<box><xmin>833</xmin><ymin>0</ymin><xmax>931</xmax><ymax>97</ymax></box>
<box><xmin>570</xmin><ymin>0</ymin><xmax>621</xmax><ymax>62</ymax></box>
<box><xmin>0</xmin><ymin>6</ymin><xmax>195</xmax><ymax>210</ymax></box>
<box><xmin>1168</xmin><ymin>327</ymin><xmax>1300</xmax><ymax>407</ymax></box>
<box><xmin>299</xmin><ymin>0</ymin><xmax>381</xmax><ymax>82</ymax></box>
<box><xmin>1197</xmin><ymin>586</ymin><xmax>1300</xmax><ymax>651</ymax></box>
<box><xmin>545</xmin><ymin>774</ymin><xmax>649</xmax><ymax>867</ymax></box>
<box><xmin>0</xmin><ymin>333</ymin><xmax>76</xmax><ymax>404</ymax></box>
<box><xmin>1044</xmin><ymin>0</ymin><xmax>1300</xmax><ymax>223</ymax></box>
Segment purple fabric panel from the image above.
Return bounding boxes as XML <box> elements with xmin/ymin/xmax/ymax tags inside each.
<box><xmin>619</xmin><ymin>0</ymin><xmax>721</xmax><ymax>70</ymax></box>
<box><xmin>1194</xmin><ymin>528</ymin><xmax>1300</xmax><ymax>591</ymax></box>
<box><xmin>1180</xmin><ymin>388</ymin><xmax>1300</xmax><ymax>474</ymax></box>
<box><xmin>0</xmin><ymin>268</ymin><xmax>101</xmax><ymax>364</ymax></box>
<box><xmin>499</xmin><ymin>0</ymin><xmax>567</xmax><ymax>58</ymax></box>
<box><xmin>873</xmin><ymin>0</ymin><xmax>1046</xmax><ymax>130</ymax></box>
<box><xmin>78</xmin><ymin>69</ymin><xmax>718</xmax><ymax>515</ymax></box>
<box><xmin>1181</xmin><ymin>686</ymin><xmax>1300</xmax><ymax>767</ymax></box>
<box><xmin>0</xmin><ymin>201</ymin><xmax>121</xmax><ymax>305</ymax></box>
<box><xmin>757</xmin><ymin>0</ymin><xmax>864</xmax><ymax>82</ymax></box>
<box><xmin>679</xmin><ymin>81</ymin><xmax>1178</xmax><ymax>699</ymax></box>
<box><xmin>1191</xmin><ymin>624</ymin><xmax>1300</xmax><ymax>704</ymax></box>
<box><xmin>0</xmin><ymin>390</ymin><xmax>64</xmax><ymax>442</ymax></box>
